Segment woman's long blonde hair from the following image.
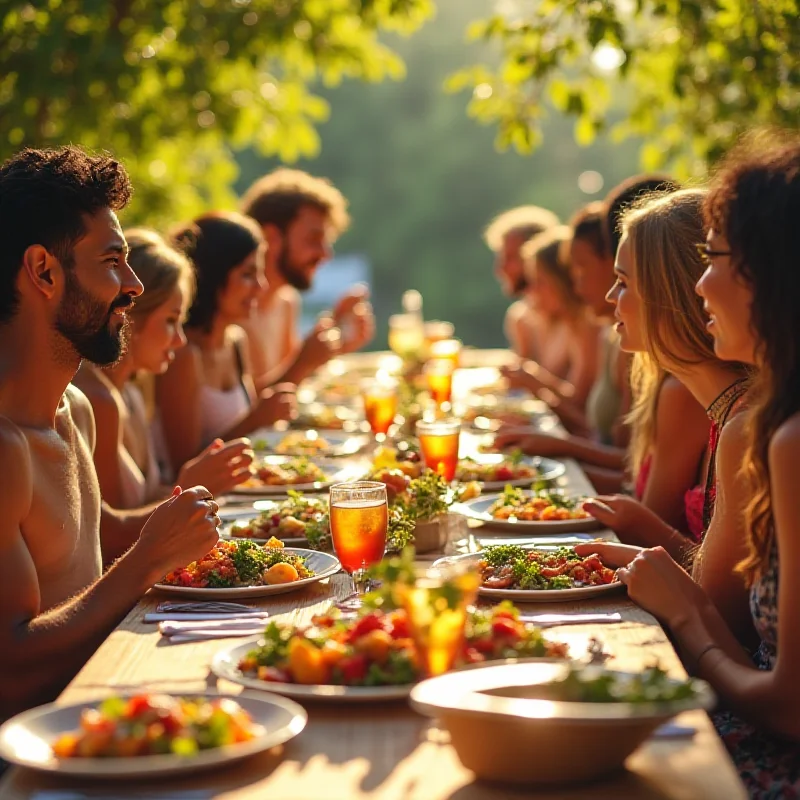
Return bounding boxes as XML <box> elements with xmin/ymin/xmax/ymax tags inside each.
<box><xmin>124</xmin><ymin>229</ymin><xmax>196</xmax><ymax>418</ymax></box>
<box><xmin>620</xmin><ymin>189</ymin><xmax>726</xmax><ymax>475</ymax></box>
<box><xmin>125</xmin><ymin>228</ymin><xmax>195</xmax><ymax>321</ymax></box>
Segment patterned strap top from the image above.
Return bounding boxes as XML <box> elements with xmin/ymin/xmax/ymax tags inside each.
<box><xmin>701</xmin><ymin>377</ymin><xmax>750</xmax><ymax>531</ymax></box>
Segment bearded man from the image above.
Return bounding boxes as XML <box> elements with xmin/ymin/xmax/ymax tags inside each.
<box><xmin>240</xmin><ymin>169</ymin><xmax>374</xmax><ymax>389</ymax></box>
<box><xmin>0</xmin><ymin>147</ymin><xmax>220</xmax><ymax>719</ymax></box>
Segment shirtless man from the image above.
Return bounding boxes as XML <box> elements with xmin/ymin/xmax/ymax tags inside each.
<box><xmin>240</xmin><ymin>168</ymin><xmax>375</xmax><ymax>391</ymax></box>
<box><xmin>0</xmin><ymin>147</ymin><xmax>220</xmax><ymax>719</ymax></box>
<box><xmin>483</xmin><ymin>205</ymin><xmax>560</xmax><ymax>357</ymax></box>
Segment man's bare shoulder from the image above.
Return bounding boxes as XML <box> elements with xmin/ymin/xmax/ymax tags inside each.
<box><xmin>63</xmin><ymin>383</ymin><xmax>98</xmax><ymax>450</ymax></box>
<box><xmin>276</xmin><ymin>285</ymin><xmax>301</xmax><ymax>309</ymax></box>
<box><xmin>0</xmin><ymin>416</ymin><xmax>33</xmax><ymax>520</ymax></box>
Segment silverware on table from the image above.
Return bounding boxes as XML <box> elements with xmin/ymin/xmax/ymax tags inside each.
<box><xmin>517</xmin><ymin>612</ymin><xmax>623</xmax><ymax>627</ymax></box>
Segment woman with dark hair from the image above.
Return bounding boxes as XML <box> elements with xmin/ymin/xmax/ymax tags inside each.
<box><xmin>156</xmin><ymin>211</ymin><xmax>296</xmax><ymax>471</ymax></box>
<box><xmin>579</xmin><ymin>131</ymin><xmax>800</xmax><ymax>795</ymax></box>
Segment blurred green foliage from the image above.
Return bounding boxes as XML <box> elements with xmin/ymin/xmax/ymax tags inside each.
<box><xmin>449</xmin><ymin>0</ymin><xmax>800</xmax><ymax>176</ymax></box>
<box><xmin>0</xmin><ymin>0</ymin><xmax>433</xmax><ymax>223</ymax></box>
<box><xmin>237</xmin><ymin>2</ymin><xmax>642</xmax><ymax>347</ymax></box>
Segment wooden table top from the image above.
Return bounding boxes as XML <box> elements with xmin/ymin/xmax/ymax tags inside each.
<box><xmin>0</xmin><ymin>380</ymin><xmax>746</xmax><ymax>798</ymax></box>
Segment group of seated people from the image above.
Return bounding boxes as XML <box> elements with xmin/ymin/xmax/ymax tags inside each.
<box><xmin>0</xmin><ymin>151</ymin><xmax>372</xmax><ymax>721</ymax></box>
<box><xmin>485</xmin><ymin>132</ymin><xmax>800</xmax><ymax>795</ymax></box>
<box><xmin>0</xmin><ymin>128</ymin><xmax>798</xmax><ymax>795</ymax></box>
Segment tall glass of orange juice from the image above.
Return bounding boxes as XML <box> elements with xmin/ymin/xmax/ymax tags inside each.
<box><xmin>329</xmin><ymin>481</ymin><xmax>388</xmax><ymax>595</ymax></box>
<box><xmin>424</xmin><ymin>358</ymin><xmax>454</xmax><ymax>410</ymax></box>
<box><xmin>416</xmin><ymin>418</ymin><xmax>460</xmax><ymax>481</ymax></box>
<box><xmin>362</xmin><ymin>378</ymin><xmax>399</xmax><ymax>441</ymax></box>
<box><xmin>395</xmin><ymin>561</ymin><xmax>480</xmax><ymax>677</ymax></box>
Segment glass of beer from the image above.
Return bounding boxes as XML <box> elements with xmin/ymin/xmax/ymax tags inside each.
<box><xmin>362</xmin><ymin>378</ymin><xmax>399</xmax><ymax>441</ymax></box>
<box><xmin>429</xmin><ymin>338</ymin><xmax>462</xmax><ymax>368</ymax></box>
<box><xmin>416</xmin><ymin>418</ymin><xmax>460</xmax><ymax>481</ymax></box>
<box><xmin>388</xmin><ymin>314</ymin><xmax>425</xmax><ymax>361</ymax></box>
<box><xmin>424</xmin><ymin>358</ymin><xmax>454</xmax><ymax>410</ymax></box>
<box><xmin>395</xmin><ymin>561</ymin><xmax>480</xmax><ymax>677</ymax></box>
<box><xmin>329</xmin><ymin>481</ymin><xmax>388</xmax><ymax>595</ymax></box>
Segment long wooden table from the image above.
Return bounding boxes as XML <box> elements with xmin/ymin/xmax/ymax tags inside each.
<box><xmin>0</xmin><ymin>357</ymin><xmax>746</xmax><ymax>798</ymax></box>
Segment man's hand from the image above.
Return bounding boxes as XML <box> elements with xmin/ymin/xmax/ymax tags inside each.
<box><xmin>295</xmin><ymin>319</ymin><xmax>342</xmax><ymax>376</ymax></box>
<box><xmin>333</xmin><ymin>285</ymin><xmax>375</xmax><ymax>353</ymax></box>
<box><xmin>132</xmin><ymin>486</ymin><xmax>221</xmax><ymax>582</ymax></box>
<box><xmin>177</xmin><ymin>438</ymin><xmax>254</xmax><ymax>497</ymax></box>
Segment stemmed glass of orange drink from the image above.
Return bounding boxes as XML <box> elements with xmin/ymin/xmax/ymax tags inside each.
<box><xmin>329</xmin><ymin>481</ymin><xmax>388</xmax><ymax>596</ymax></box>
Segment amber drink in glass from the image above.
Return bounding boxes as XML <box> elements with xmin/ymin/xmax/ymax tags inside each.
<box><xmin>416</xmin><ymin>418</ymin><xmax>460</xmax><ymax>482</ymax></box>
<box><xmin>362</xmin><ymin>379</ymin><xmax>399</xmax><ymax>439</ymax></box>
<box><xmin>397</xmin><ymin>563</ymin><xmax>480</xmax><ymax>677</ymax></box>
<box><xmin>329</xmin><ymin>481</ymin><xmax>388</xmax><ymax>594</ymax></box>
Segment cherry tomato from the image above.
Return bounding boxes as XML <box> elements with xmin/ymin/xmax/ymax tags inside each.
<box><xmin>338</xmin><ymin>654</ymin><xmax>369</xmax><ymax>684</ymax></box>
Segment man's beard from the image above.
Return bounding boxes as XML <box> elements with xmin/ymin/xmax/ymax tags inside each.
<box><xmin>277</xmin><ymin>246</ymin><xmax>314</xmax><ymax>292</ymax></box>
<box><xmin>55</xmin><ymin>270</ymin><xmax>134</xmax><ymax>366</ymax></box>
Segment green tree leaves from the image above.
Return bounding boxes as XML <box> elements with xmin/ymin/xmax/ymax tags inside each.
<box><xmin>0</xmin><ymin>0</ymin><xmax>433</xmax><ymax>223</ymax></box>
<box><xmin>448</xmin><ymin>0</ymin><xmax>799</xmax><ymax>175</ymax></box>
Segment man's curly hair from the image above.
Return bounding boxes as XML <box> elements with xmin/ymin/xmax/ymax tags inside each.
<box><xmin>0</xmin><ymin>145</ymin><xmax>132</xmax><ymax>323</ymax></box>
<box><xmin>241</xmin><ymin>168</ymin><xmax>350</xmax><ymax>237</ymax></box>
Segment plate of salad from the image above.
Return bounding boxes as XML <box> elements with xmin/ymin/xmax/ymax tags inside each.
<box><xmin>211</xmin><ymin>603</ymin><xmax>570</xmax><ymax>703</ymax></box>
<box><xmin>435</xmin><ymin>545</ymin><xmax>623</xmax><ymax>602</ymax></box>
<box><xmin>454</xmin><ymin>454</ymin><xmax>565</xmax><ymax>491</ymax></box>
<box><xmin>251</xmin><ymin>429</ymin><xmax>370</xmax><ymax>458</ymax></box>
<box><xmin>233</xmin><ymin>456</ymin><xmax>365</xmax><ymax>495</ymax></box>
<box><xmin>453</xmin><ymin>487</ymin><xmax>601</xmax><ymax>533</ymax></box>
<box><xmin>154</xmin><ymin>538</ymin><xmax>340</xmax><ymax>598</ymax></box>
<box><xmin>0</xmin><ymin>691</ymin><xmax>306</xmax><ymax>778</ymax></box>
<box><xmin>220</xmin><ymin>492</ymin><xmax>331</xmax><ymax>549</ymax></box>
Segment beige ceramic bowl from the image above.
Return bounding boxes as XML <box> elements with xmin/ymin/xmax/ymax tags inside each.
<box><xmin>412</xmin><ymin>517</ymin><xmax>447</xmax><ymax>554</ymax></box>
<box><xmin>410</xmin><ymin>662</ymin><xmax>714</xmax><ymax>786</ymax></box>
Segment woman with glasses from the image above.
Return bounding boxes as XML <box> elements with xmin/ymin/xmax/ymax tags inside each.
<box><xmin>579</xmin><ymin>131</ymin><xmax>800</xmax><ymax>795</ymax></box>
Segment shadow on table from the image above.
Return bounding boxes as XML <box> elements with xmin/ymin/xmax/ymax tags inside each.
<box><xmin>442</xmin><ymin>771</ymin><xmax>673</xmax><ymax>800</ymax></box>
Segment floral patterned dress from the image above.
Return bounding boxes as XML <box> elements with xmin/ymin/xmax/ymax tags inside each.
<box><xmin>714</xmin><ymin>540</ymin><xmax>800</xmax><ymax>797</ymax></box>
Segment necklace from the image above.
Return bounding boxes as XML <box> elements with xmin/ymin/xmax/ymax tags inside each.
<box><xmin>702</xmin><ymin>376</ymin><xmax>750</xmax><ymax>530</ymax></box>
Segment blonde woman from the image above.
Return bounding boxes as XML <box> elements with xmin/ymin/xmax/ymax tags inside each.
<box><xmin>582</xmin><ymin>132</ymin><xmax>800</xmax><ymax>796</ymax></box>
<box><xmin>75</xmin><ymin>230</ymin><xmax>253</xmax><ymax>508</ymax></box>
<box><xmin>587</xmin><ymin>189</ymin><xmax>749</xmax><ymax>545</ymax></box>
<box><xmin>580</xmin><ymin>188</ymin><xmax>756</xmax><ymax>652</ymax></box>
<box><xmin>501</xmin><ymin>226</ymin><xmax>601</xmax><ymax>408</ymax></box>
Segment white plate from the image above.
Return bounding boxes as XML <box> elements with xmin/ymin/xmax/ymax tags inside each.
<box><xmin>218</xmin><ymin>502</ymin><xmax>324</xmax><ymax>548</ymax></box>
<box><xmin>455</xmin><ymin>455</ymin><xmax>566</xmax><ymax>492</ymax></box>
<box><xmin>452</xmin><ymin>494</ymin><xmax>601</xmax><ymax>534</ymax></box>
<box><xmin>212</xmin><ymin>640</ymin><xmax>412</xmax><ymax>703</ymax></box>
<box><xmin>250</xmin><ymin>429</ymin><xmax>369</xmax><ymax>458</ymax></box>
<box><xmin>154</xmin><ymin>549</ymin><xmax>341</xmax><ymax>598</ymax></box>
<box><xmin>434</xmin><ymin>552</ymin><xmax>625</xmax><ymax>603</ymax></box>
<box><xmin>232</xmin><ymin>456</ymin><xmax>367</xmax><ymax>496</ymax></box>
<box><xmin>0</xmin><ymin>690</ymin><xmax>306</xmax><ymax>778</ymax></box>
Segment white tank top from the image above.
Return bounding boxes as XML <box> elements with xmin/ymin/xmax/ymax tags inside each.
<box><xmin>198</xmin><ymin>383</ymin><xmax>251</xmax><ymax>446</ymax></box>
